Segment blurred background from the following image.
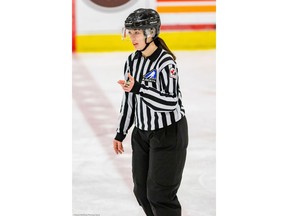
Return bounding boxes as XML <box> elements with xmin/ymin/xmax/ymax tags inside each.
<box><xmin>72</xmin><ymin>0</ymin><xmax>216</xmax><ymax>52</ymax></box>
<box><xmin>72</xmin><ymin>0</ymin><xmax>216</xmax><ymax>216</ymax></box>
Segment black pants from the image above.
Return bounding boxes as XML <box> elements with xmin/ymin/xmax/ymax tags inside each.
<box><xmin>131</xmin><ymin>116</ymin><xmax>188</xmax><ymax>216</ymax></box>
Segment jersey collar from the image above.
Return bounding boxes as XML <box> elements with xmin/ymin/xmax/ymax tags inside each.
<box><xmin>147</xmin><ymin>46</ymin><xmax>162</xmax><ymax>62</ymax></box>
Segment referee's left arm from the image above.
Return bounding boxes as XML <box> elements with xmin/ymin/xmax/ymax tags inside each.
<box><xmin>130</xmin><ymin>63</ymin><xmax>179</xmax><ymax>112</ymax></box>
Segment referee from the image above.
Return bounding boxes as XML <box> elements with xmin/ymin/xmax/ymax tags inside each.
<box><xmin>113</xmin><ymin>8</ymin><xmax>189</xmax><ymax>216</ymax></box>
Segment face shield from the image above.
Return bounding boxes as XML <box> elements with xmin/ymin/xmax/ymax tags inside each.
<box><xmin>121</xmin><ymin>27</ymin><xmax>129</xmax><ymax>40</ymax></box>
<box><xmin>121</xmin><ymin>28</ymin><xmax>156</xmax><ymax>41</ymax></box>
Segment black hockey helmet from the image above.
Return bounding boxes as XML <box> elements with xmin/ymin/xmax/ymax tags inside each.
<box><xmin>124</xmin><ymin>8</ymin><xmax>161</xmax><ymax>38</ymax></box>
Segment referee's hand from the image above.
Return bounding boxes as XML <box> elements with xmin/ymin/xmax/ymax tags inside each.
<box><xmin>113</xmin><ymin>139</ymin><xmax>124</xmax><ymax>154</ymax></box>
<box><xmin>117</xmin><ymin>73</ymin><xmax>135</xmax><ymax>92</ymax></box>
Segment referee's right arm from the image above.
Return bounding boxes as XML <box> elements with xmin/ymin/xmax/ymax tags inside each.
<box><xmin>115</xmin><ymin>60</ymin><xmax>136</xmax><ymax>142</ymax></box>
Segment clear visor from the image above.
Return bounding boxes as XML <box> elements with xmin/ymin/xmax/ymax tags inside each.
<box><xmin>121</xmin><ymin>27</ymin><xmax>156</xmax><ymax>40</ymax></box>
<box><xmin>121</xmin><ymin>27</ymin><xmax>128</xmax><ymax>40</ymax></box>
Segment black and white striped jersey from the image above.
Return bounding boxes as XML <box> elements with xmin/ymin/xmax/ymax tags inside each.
<box><xmin>115</xmin><ymin>47</ymin><xmax>186</xmax><ymax>142</ymax></box>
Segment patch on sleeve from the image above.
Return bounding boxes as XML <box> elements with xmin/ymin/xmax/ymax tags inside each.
<box><xmin>170</xmin><ymin>67</ymin><xmax>177</xmax><ymax>79</ymax></box>
<box><xmin>143</xmin><ymin>69</ymin><xmax>157</xmax><ymax>82</ymax></box>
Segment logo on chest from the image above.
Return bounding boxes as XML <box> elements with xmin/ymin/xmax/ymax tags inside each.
<box><xmin>143</xmin><ymin>69</ymin><xmax>157</xmax><ymax>82</ymax></box>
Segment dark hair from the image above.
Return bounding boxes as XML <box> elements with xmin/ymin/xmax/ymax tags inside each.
<box><xmin>154</xmin><ymin>37</ymin><xmax>176</xmax><ymax>60</ymax></box>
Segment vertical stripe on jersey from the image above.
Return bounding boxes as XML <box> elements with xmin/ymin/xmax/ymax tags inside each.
<box><xmin>161</xmin><ymin>112</ymin><xmax>167</xmax><ymax>127</ymax></box>
<box><xmin>135</xmin><ymin>56</ymin><xmax>144</xmax><ymax>129</ymax></box>
<box><xmin>139</xmin><ymin>98</ymin><xmax>144</xmax><ymax>129</ymax></box>
<box><xmin>147</xmin><ymin>106</ymin><xmax>152</xmax><ymax>131</ymax></box>
<box><xmin>157</xmin><ymin>112</ymin><xmax>163</xmax><ymax>128</ymax></box>
<box><xmin>170</xmin><ymin>111</ymin><xmax>175</xmax><ymax>124</ymax></box>
<box><xmin>165</xmin><ymin>111</ymin><xmax>172</xmax><ymax>126</ymax></box>
<box><xmin>142</xmin><ymin>100</ymin><xmax>148</xmax><ymax>130</ymax></box>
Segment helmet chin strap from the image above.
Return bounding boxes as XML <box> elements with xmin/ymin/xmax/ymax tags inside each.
<box><xmin>139</xmin><ymin>41</ymin><xmax>151</xmax><ymax>52</ymax></box>
<box><xmin>139</xmin><ymin>36</ymin><xmax>154</xmax><ymax>52</ymax></box>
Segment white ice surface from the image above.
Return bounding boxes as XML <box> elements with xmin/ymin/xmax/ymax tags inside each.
<box><xmin>73</xmin><ymin>50</ymin><xmax>216</xmax><ymax>216</ymax></box>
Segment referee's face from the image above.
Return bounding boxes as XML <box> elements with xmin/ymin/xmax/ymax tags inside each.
<box><xmin>128</xmin><ymin>29</ymin><xmax>147</xmax><ymax>50</ymax></box>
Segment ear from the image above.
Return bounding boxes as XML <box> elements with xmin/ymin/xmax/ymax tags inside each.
<box><xmin>145</xmin><ymin>28</ymin><xmax>156</xmax><ymax>38</ymax></box>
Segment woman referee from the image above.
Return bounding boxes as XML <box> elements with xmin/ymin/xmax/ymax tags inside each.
<box><xmin>113</xmin><ymin>8</ymin><xmax>189</xmax><ymax>216</ymax></box>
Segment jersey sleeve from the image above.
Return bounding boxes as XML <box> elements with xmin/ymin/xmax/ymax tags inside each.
<box><xmin>115</xmin><ymin>59</ymin><xmax>136</xmax><ymax>142</ymax></box>
<box><xmin>131</xmin><ymin>62</ymin><xmax>179</xmax><ymax>112</ymax></box>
